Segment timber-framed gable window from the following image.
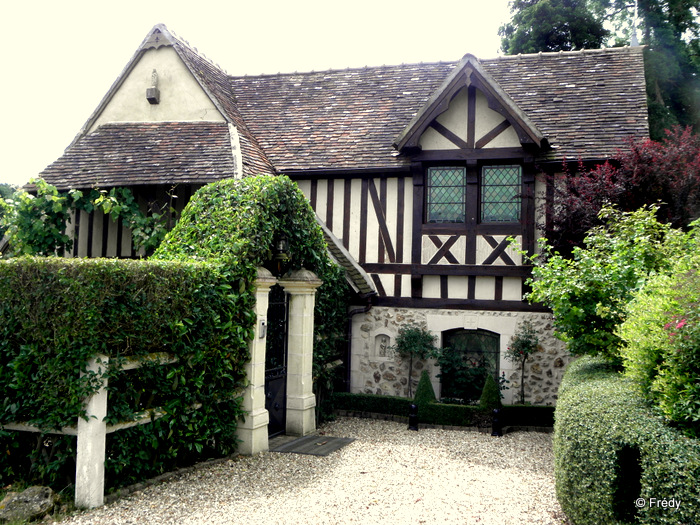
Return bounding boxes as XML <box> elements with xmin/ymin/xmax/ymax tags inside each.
<box><xmin>480</xmin><ymin>165</ymin><xmax>522</xmax><ymax>223</ymax></box>
<box><xmin>425</xmin><ymin>164</ymin><xmax>523</xmax><ymax>224</ymax></box>
<box><xmin>426</xmin><ymin>167</ymin><xmax>466</xmax><ymax>223</ymax></box>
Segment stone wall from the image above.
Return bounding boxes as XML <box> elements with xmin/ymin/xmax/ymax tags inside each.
<box><xmin>349</xmin><ymin>307</ymin><xmax>572</xmax><ymax>406</ymax></box>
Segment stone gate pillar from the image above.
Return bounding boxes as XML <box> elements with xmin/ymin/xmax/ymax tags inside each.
<box><xmin>280</xmin><ymin>268</ymin><xmax>322</xmax><ymax>436</ymax></box>
<box><xmin>237</xmin><ymin>267</ymin><xmax>276</xmax><ymax>455</ymax></box>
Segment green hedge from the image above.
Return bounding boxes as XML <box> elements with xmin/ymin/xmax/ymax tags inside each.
<box><xmin>0</xmin><ymin>257</ymin><xmax>251</xmax><ymax>490</ymax></box>
<box><xmin>331</xmin><ymin>391</ymin><xmax>554</xmax><ymax>428</ymax></box>
<box><xmin>554</xmin><ymin>356</ymin><xmax>700</xmax><ymax>524</ymax></box>
<box><xmin>332</xmin><ymin>392</ymin><xmax>413</xmax><ymax>417</ymax></box>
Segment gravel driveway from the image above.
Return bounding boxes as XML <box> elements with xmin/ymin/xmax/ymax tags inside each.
<box><xmin>61</xmin><ymin>417</ymin><xmax>568</xmax><ymax>524</ymax></box>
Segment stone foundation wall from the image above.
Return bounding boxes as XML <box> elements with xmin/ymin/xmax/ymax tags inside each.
<box><xmin>349</xmin><ymin>307</ymin><xmax>572</xmax><ymax>406</ymax></box>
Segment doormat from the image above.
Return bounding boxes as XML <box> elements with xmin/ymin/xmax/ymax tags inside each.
<box><xmin>270</xmin><ymin>435</ymin><xmax>355</xmax><ymax>456</ymax></box>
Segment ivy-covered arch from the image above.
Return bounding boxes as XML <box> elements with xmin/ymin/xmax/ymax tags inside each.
<box><xmin>152</xmin><ymin>175</ymin><xmax>349</xmax><ymax>426</ymax></box>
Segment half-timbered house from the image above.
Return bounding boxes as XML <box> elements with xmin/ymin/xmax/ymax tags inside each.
<box><xmin>37</xmin><ymin>24</ymin><xmax>649</xmax><ymax>405</ymax></box>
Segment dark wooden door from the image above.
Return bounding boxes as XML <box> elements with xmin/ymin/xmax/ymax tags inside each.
<box><xmin>265</xmin><ymin>284</ymin><xmax>288</xmax><ymax>437</ymax></box>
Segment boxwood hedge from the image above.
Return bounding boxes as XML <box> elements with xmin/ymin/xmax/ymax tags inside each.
<box><xmin>554</xmin><ymin>356</ymin><xmax>700</xmax><ymax>524</ymax></box>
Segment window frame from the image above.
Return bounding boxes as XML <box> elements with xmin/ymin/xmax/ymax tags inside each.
<box><xmin>425</xmin><ymin>166</ymin><xmax>467</xmax><ymax>224</ymax></box>
<box><xmin>423</xmin><ymin>162</ymin><xmax>524</xmax><ymax>225</ymax></box>
<box><xmin>479</xmin><ymin>164</ymin><xmax>523</xmax><ymax>224</ymax></box>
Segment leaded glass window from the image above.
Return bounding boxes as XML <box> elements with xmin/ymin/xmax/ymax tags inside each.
<box><xmin>481</xmin><ymin>165</ymin><xmax>521</xmax><ymax>222</ymax></box>
<box><xmin>426</xmin><ymin>167</ymin><xmax>466</xmax><ymax>223</ymax></box>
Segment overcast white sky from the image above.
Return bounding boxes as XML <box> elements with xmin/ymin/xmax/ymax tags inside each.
<box><xmin>0</xmin><ymin>0</ymin><xmax>512</xmax><ymax>187</ymax></box>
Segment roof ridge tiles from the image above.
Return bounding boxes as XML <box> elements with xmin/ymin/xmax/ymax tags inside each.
<box><xmin>229</xmin><ymin>60</ymin><xmax>459</xmax><ymax>80</ymax></box>
<box><xmin>495</xmin><ymin>46</ymin><xmax>641</xmax><ymax>61</ymax></box>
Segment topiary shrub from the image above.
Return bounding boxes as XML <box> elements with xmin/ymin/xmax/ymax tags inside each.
<box><xmin>413</xmin><ymin>370</ymin><xmax>437</xmax><ymax>406</ymax></box>
<box><xmin>505</xmin><ymin>320</ymin><xmax>539</xmax><ymax>404</ymax></box>
<box><xmin>479</xmin><ymin>374</ymin><xmax>502</xmax><ymax>412</ymax></box>
<box><xmin>554</xmin><ymin>356</ymin><xmax>700</xmax><ymax>524</ymax></box>
<box><xmin>391</xmin><ymin>325</ymin><xmax>437</xmax><ymax>396</ymax></box>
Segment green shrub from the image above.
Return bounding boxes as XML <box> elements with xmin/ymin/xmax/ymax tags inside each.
<box><xmin>331</xmin><ymin>392</ymin><xmax>551</xmax><ymax>428</ymax></box>
<box><xmin>554</xmin><ymin>356</ymin><xmax>700</xmax><ymax>524</ymax></box>
<box><xmin>0</xmin><ymin>179</ymin><xmax>171</xmax><ymax>257</ymax></box>
<box><xmin>420</xmin><ymin>402</ymin><xmax>479</xmax><ymax>427</ymax></box>
<box><xmin>0</xmin><ymin>257</ymin><xmax>249</xmax><ymax>490</ymax></box>
<box><xmin>331</xmin><ymin>392</ymin><xmax>412</xmax><ymax>416</ymax></box>
<box><xmin>479</xmin><ymin>374</ymin><xmax>502</xmax><ymax>411</ymax></box>
<box><xmin>528</xmin><ymin>206</ymin><xmax>685</xmax><ymax>363</ymax></box>
<box><xmin>619</xmin><ymin>228</ymin><xmax>700</xmax><ymax>437</ymax></box>
<box><xmin>413</xmin><ymin>370</ymin><xmax>437</xmax><ymax>406</ymax></box>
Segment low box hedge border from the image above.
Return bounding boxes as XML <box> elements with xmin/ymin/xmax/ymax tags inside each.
<box><xmin>330</xmin><ymin>392</ymin><xmax>554</xmax><ymax>429</ymax></box>
<box><xmin>554</xmin><ymin>356</ymin><xmax>700</xmax><ymax>525</ymax></box>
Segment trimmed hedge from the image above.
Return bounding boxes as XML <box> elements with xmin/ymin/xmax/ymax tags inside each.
<box><xmin>554</xmin><ymin>356</ymin><xmax>700</xmax><ymax>524</ymax></box>
<box><xmin>0</xmin><ymin>257</ymin><xmax>250</xmax><ymax>490</ymax></box>
<box><xmin>332</xmin><ymin>392</ymin><xmax>413</xmax><ymax>417</ymax></box>
<box><xmin>331</xmin><ymin>391</ymin><xmax>554</xmax><ymax>428</ymax></box>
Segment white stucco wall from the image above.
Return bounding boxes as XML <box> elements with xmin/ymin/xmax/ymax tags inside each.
<box><xmin>418</xmin><ymin>87</ymin><xmax>520</xmax><ymax>151</ymax></box>
<box><xmin>89</xmin><ymin>46</ymin><xmax>224</xmax><ymax>132</ymax></box>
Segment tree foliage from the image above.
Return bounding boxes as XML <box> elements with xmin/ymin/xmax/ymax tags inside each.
<box><xmin>500</xmin><ymin>0</ymin><xmax>700</xmax><ymax>138</ymax></box>
<box><xmin>0</xmin><ymin>184</ymin><xmax>14</xmax><ymax>239</ymax></box>
<box><xmin>543</xmin><ymin>126</ymin><xmax>700</xmax><ymax>255</ymax></box>
<box><xmin>527</xmin><ymin>206</ymin><xmax>686</xmax><ymax>363</ymax></box>
<box><xmin>591</xmin><ymin>0</ymin><xmax>700</xmax><ymax>138</ymax></box>
<box><xmin>500</xmin><ymin>0</ymin><xmax>610</xmax><ymax>53</ymax></box>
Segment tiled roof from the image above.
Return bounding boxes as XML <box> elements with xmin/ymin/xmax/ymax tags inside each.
<box><xmin>315</xmin><ymin>216</ymin><xmax>376</xmax><ymax>296</ymax></box>
<box><xmin>41</xmin><ymin>122</ymin><xmax>237</xmax><ymax>189</ymax></box>
<box><xmin>170</xmin><ymin>35</ymin><xmax>277</xmax><ymax>178</ymax></box>
<box><xmin>230</xmin><ymin>63</ymin><xmax>453</xmax><ymax>172</ymax></box>
<box><xmin>482</xmin><ymin>48</ymin><xmax>648</xmax><ymax>161</ymax></box>
<box><xmin>43</xmin><ymin>24</ymin><xmax>648</xmax><ymax>190</ymax></box>
<box><xmin>230</xmin><ymin>47</ymin><xmax>648</xmax><ymax>171</ymax></box>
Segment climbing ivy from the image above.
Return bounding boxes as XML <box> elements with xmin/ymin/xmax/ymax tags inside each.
<box><xmin>152</xmin><ymin>175</ymin><xmax>349</xmax><ymax>417</ymax></box>
<box><xmin>0</xmin><ymin>179</ymin><xmax>172</xmax><ymax>257</ymax></box>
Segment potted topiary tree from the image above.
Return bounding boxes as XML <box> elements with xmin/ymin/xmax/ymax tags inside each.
<box><xmin>391</xmin><ymin>324</ymin><xmax>438</xmax><ymax>397</ymax></box>
<box><xmin>506</xmin><ymin>320</ymin><xmax>540</xmax><ymax>404</ymax></box>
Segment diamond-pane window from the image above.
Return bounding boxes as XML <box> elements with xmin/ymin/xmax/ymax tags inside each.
<box><xmin>426</xmin><ymin>167</ymin><xmax>466</xmax><ymax>223</ymax></box>
<box><xmin>481</xmin><ymin>165</ymin><xmax>521</xmax><ymax>222</ymax></box>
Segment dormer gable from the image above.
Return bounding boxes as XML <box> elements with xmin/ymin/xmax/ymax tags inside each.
<box><xmin>393</xmin><ymin>54</ymin><xmax>548</xmax><ymax>155</ymax></box>
<box><xmin>61</xmin><ymin>24</ymin><xmax>276</xmax><ymax>181</ymax></box>
<box><xmin>73</xmin><ymin>25</ymin><xmax>229</xmax><ymax>143</ymax></box>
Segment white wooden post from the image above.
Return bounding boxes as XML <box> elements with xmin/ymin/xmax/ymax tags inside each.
<box><xmin>280</xmin><ymin>268</ymin><xmax>322</xmax><ymax>436</ymax></box>
<box><xmin>75</xmin><ymin>354</ymin><xmax>109</xmax><ymax>508</ymax></box>
<box><xmin>236</xmin><ymin>268</ymin><xmax>276</xmax><ymax>454</ymax></box>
